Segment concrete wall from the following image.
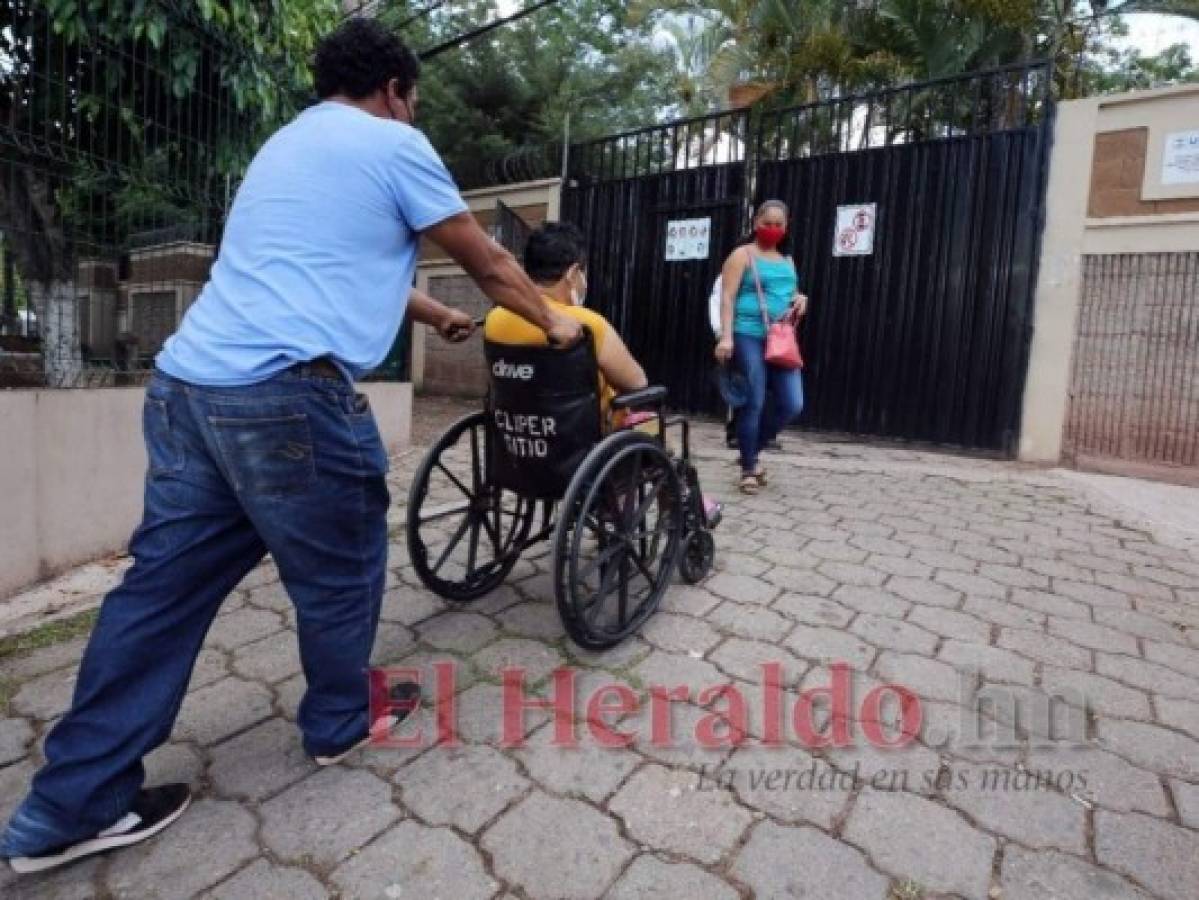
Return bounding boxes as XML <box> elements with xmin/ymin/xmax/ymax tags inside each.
<box><xmin>414</xmin><ymin>179</ymin><xmax>562</xmax><ymax>396</ymax></box>
<box><xmin>0</xmin><ymin>382</ymin><xmax>411</xmax><ymax>601</ymax></box>
<box><xmin>1020</xmin><ymin>84</ymin><xmax>1199</xmax><ymax>472</ymax></box>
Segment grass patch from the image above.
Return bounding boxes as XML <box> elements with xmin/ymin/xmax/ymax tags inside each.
<box><xmin>0</xmin><ymin>677</ymin><xmax>16</xmax><ymax>717</ymax></box>
<box><xmin>890</xmin><ymin>880</ymin><xmax>925</xmax><ymax>900</ymax></box>
<box><xmin>0</xmin><ymin>608</ymin><xmax>99</xmax><ymax>662</ymax></box>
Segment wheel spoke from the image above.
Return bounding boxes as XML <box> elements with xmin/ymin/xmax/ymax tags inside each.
<box><xmin>435</xmin><ymin>461</ymin><xmax>474</xmax><ymax>501</ymax></box>
<box><xmin>618</xmin><ymin>545</ymin><xmax>630</xmax><ymax>625</ymax></box>
<box><xmin>418</xmin><ymin>502</ymin><xmax>471</xmax><ymax>525</ymax></box>
<box><xmin>432</xmin><ymin>512</ymin><xmax>473</xmax><ymax>574</ymax></box>
<box><xmin>578</xmin><ymin>541</ymin><xmax>625</xmax><ymax>582</ymax></box>
<box><xmin>466</xmin><ymin>515</ymin><xmax>481</xmax><ymax>573</ymax></box>
<box><xmin>469</xmin><ymin>425</ymin><xmax>482</xmax><ymax>493</ymax></box>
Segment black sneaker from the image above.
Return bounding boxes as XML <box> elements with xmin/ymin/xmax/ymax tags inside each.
<box><xmin>313</xmin><ymin>680</ymin><xmax>422</xmax><ymax>767</ymax></box>
<box><xmin>7</xmin><ymin>784</ymin><xmax>191</xmax><ymax>875</ymax></box>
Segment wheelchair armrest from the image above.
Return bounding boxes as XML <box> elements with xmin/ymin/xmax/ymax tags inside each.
<box><xmin>611</xmin><ymin>385</ymin><xmax>668</xmax><ymax>411</ymax></box>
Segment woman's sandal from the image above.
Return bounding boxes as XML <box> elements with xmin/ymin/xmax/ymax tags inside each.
<box><xmin>753</xmin><ymin>466</ymin><xmax>768</xmax><ymax>486</ymax></box>
<box><xmin>739</xmin><ymin>474</ymin><xmax>759</xmax><ymax>495</ymax></box>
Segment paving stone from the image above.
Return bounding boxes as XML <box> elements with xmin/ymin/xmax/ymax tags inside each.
<box><xmin>0</xmin><ymin>636</ymin><xmax>88</xmax><ymax>681</ymax></box>
<box><xmin>1059</xmin><ymin>551</ymin><xmax>1130</xmax><ymax>576</ymax></box>
<box><xmin>708</xmin><ymin>637</ymin><xmax>806</xmax><ymax>685</ymax></box>
<box><xmin>1133</xmin><ymin>564</ymin><xmax>1199</xmax><ymax>589</ymax></box>
<box><xmin>818</xmin><ymin>561</ymin><xmax>887</xmax><ymax>588</ymax></box>
<box><xmin>785</xmin><ymin>624</ymin><xmax>877</xmax><ymax>670</ymax></box>
<box><xmin>370</xmin><ymin>622</ymin><xmax>416</xmax><ymax>666</ymax></box>
<box><xmin>1047</xmin><ymin>617</ymin><xmax>1139</xmax><ymax>655</ymax></box>
<box><xmin>772</xmin><ymin>593</ymin><xmax>854</xmax><ymax>627</ymax></box>
<box><xmin>707</xmin><ymin>601</ymin><xmax>791</xmax><ymax>642</ymax></box>
<box><xmin>379</xmin><ymin>587</ymin><xmax>446</xmax><ymax>625</ymax></box>
<box><xmin>1144</xmin><ymin>640</ymin><xmax>1199</xmax><ymax>679</ymax></box>
<box><xmin>1023</xmin><ymin>557</ymin><xmax>1096</xmax><ymax>582</ymax></box>
<box><xmin>494</xmin><ymin>600</ymin><xmax>566</xmax><ymax>641</ymax></box>
<box><xmin>1095</xmin><ymin>570</ymin><xmax>1176</xmax><ymax>602</ymax></box>
<box><xmin>706</xmin><ymin>573</ymin><xmax>780</xmax><ymax>606</ymax></box>
<box><xmin>450</xmin><ymin>682</ymin><xmax>550</xmax><ymax>746</ymax></box>
<box><xmin>1040</xmin><ymin>667</ymin><xmax>1151</xmax><ymax>720</ymax></box>
<box><xmin>962</xmin><ymin>597</ymin><xmax>1044</xmax><ymax>630</ymax></box>
<box><xmin>0</xmin><ymin>717</ymin><xmax>34</xmax><ymax>765</ymax></box>
<box><xmin>717</xmin><ymin>551</ymin><xmax>773</xmax><ymax>576</ymax></box>
<box><xmin>260</xmin><ymin>767</ymin><xmax>400</xmax><ymax>867</ymax></box>
<box><xmin>907</xmin><ymin>606</ymin><xmax>990</xmax><ymax>643</ymax></box>
<box><xmin>631</xmin><ymin>696</ymin><xmax>744</xmax><ymax>770</ymax></box>
<box><xmin>1095</xmin><ymin>607</ymin><xmax>1188</xmax><ymax>644</ymax></box>
<box><xmin>0</xmin><ymin>854</ymin><xmax>102</xmax><ymax>899</ymax></box>
<box><xmin>330</xmin><ymin>820</ymin><xmax>497</xmax><ymax>898</ymax></box>
<box><xmin>106</xmin><ymin>799</ymin><xmax>257</xmax><ymax>898</ymax></box>
<box><xmin>208</xmin><ymin>718</ymin><xmax>315</xmax><ymax>800</ymax></box>
<box><xmin>631</xmin><ymin>650</ymin><xmax>728</xmax><ymax>701</ymax></box>
<box><xmin>875</xmin><ymin>652</ymin><xmax>967</xmax><ymax>702</ymax></box>
<box><xmin>1097</xmin><ymin>653</ymin><xmax>1199</xmax><ymax>701</ymax></box>
<box><xmin>0</xmin><ymin>760</ymin><xmax>36</xmax><ymax>825</ymax></box>
<box><xmin>514</xmin><ymin>719</ymin><xmax>641</xmax><ymax>802</ymax></box>
<box><xmin>725</xmin><ymin>744</ymin><xmax>853</xmax><ymax>827</ymax></box>
<box><xmin>1054</xmin><ymin>580</ymin><xmax>1134</xmax><ymax>610</ymax></box>
<box><xmin>1172</xmin><ymin>779</ymin><xmax>1199</xmax><ymax>828</ymax></box>
<box><xmin>934</xmin><ymin>570</ymin><xmax>1006</xmax><ymax>601</ymax></box>
<box><xmin>864</xmin><ymin>554</ymin><xmax>934</xmax><ymax>579</ymax></box>
<box><xmin>230</xmin><ymin>633</ymin><xmax>302</xmax><ymax>684</ymax></box>
<box><xmin>939</xmin><ymin>641</ymin><xmax>1035</xmax><ymax>686</ymax></box>
<box><xmin>471</xmin><ymin>637</ymin><xmax>565</xmax><ymax>686</ymax></box>
<box><xmin>843</xmin><ymin>789</ymin><xmax>996</xmax><ymax>900</ymax></box>
<box><xmin>1006</xmin><ymin>588</ymin><xmax>1091</xmax><ymax>621</ymax></box>
<box><xmin>806</xmin><ymin>540</ymin><xmax>869</xmax><ymax>563</ymax></box>
<box><xmin>191</xmin><ymin>646</ymin><xmax>230</xmax><ymax>689</ymax></box>
<box><xmin>11</xmin><ymin>668</ymin><xmax>76</xmax><ymax>720</ymax></box>
<box><xmin>825</xmin><ymin>739</ymin><xmax>942</xmax><ymax>796</ymax></box>
<box><xmin>609</xmin><ymin>855</ymin><xmax>739</xmax><ymax>900</ymax></box>
<box><xmin>143</xmin><ymin>743</ymin><xmax>205</xmax><ymax>788</ymax></box>
<box><xmin>832</xmin><ymin>586</ymin><xmax>912</xmax><ymax>619</ymax></box>
<box><xmin>851</xmin><ymin>614</ymin><xmax>937</xmax><ymax>655</ymax></box>
<box><xmin>398</xmin><ymin>744</ymin><xmax>527</xmax><ymax>833</ymax></box>
<box><xmin>1026</xmin><ymin>746</ymin><xmax>1169</xmax><ymax>815</ymax></box>
<box><xmin>764</xmin><ymin>568</ymin><xmax>839</xmax><ymax>597</ymax></box>
<box><xmin>943</xmin><ymin>762</ymin><xmax>1086</xmax><ymax>852</ymax></box>
<box><xmin>886</xmin><ymin>576</ymin><xmax>962</xmax><ymax>609</ymax></box>
<box><xmin>731</xmin><ymin>821</ymin><xmax>889</xmax><ymax>900</ymax></box>
<box><xmin>609</xmin><ymin>764</ymin><xmax>753</xmax><ymax>864</ymax></box>
<box><xmin>640</xmin><ymin>612</ymin><xmax>722</xmax><ymax>655</ymax></box>
<box><xmin>978</xmin><ymin>563</ymin><xmax>1049</xmax><ymax>590</ymax></box>
<box><xmin>1095</xmin><ymin>810</ymin><xmax>1199</xmax><ymax>900</ymax></box>
<box><xmin>1001</xmin><ymin>847</ymin><xmax>1152</xmax><ymax>900</ymax></box>
<box><xmin>1096</xmin><ymin>718</ymin><xmax>1199</xmax><ymax>780</ymax></box>
<box><xmin>205</xmin><ymin>607</ymin><xmax>285</xmax><ymax>652</ymax></box>
<box><xmin>564</xmin><ymin>634</ymin><xmax>652</xmax><ymax>670</ymax></box>
<box><xmin>242</xmin><ymin>581</ymin><xmax>291</xmax><ymax>613</ymax></box>
<box><xmin>659</xmin><ymin>584</ymin><xmax>723</xmax><ymax>617</ymax></box>
<box><xmin>175</xmin><ymin>678</ymin><xmax>274</xmax><ymax>746</ymax></box>
<box><xmin>997</xmin><ymin>628</ymin><xmax>1091</xmax><ymax>669</ymax></box>
<box><xmin>204</xmin><ymin>859</ymin><xmax>326</xmax><ymax>900</ymax></box>
<box><xmin>417</xmin><ymin>612</ymin><xmax>499</xmax><ymax>654</ymax></box>
<box><xmin>483</xmin><ymin>792</ymin><xmax>633</xmax><ymax>898</ymax></box>
<box><xmin>912</xmin><ymin>548</ymin><xmax>977</xmax><ymax>573</ymax></box>
<box><xmin>1155</xmin><ymin>696</ymin><xmax>1199</xmax><ymax>740</ymax></box>
<box><xmin>957</xmin><ymin>542</ymin><xmax>1022</xmax><ymax>567</ymax></box>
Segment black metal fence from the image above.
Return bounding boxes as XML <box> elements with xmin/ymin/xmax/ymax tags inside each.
<box><xmin>563</xmin><ymin>62</ymin><xmax>1053</xmax><ymax>454</ymax></box>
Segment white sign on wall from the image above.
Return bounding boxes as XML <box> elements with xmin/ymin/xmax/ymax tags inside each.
<box><xmin>833</xmin><ymin>203</ymin><xmax>877</xmax><ymax>257</ymax></box>
<box><xmin>1162</xmin><ymin>130</ymin><xmax>1199</xmax><ymax>186</ymax></box>
<box><xmin>664</xmin><ymin>217</ymin><xmax>712</xmax><ymax>262</ymax></box>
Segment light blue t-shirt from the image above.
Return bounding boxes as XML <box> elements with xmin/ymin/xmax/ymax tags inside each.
<box><xmin>157</xmin><ymin>102</ymin><xmax>467</xmax><ymax>385</ymax></box>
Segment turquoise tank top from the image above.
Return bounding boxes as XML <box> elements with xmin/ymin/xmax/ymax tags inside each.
<box><xmin>734</xmin><ymin>256</ymin><xmax>798</xmax><ymax>339</ymax></box>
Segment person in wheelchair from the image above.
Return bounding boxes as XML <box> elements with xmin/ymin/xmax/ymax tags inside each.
<box><xmin>484</xmin><ymin>222</ymin><xmax>653</xmax><ymax>431</ymax></box>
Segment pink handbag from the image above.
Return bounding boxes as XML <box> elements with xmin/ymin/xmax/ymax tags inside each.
<box><xmin>746</xmin><ymin>251</ymin><xmax>804</xmax><ymax>370</ymax></box>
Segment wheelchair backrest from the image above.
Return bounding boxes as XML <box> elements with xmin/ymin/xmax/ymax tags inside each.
<box><xmin>484</xmin><ymin>334</ymin><xmax>602</xmax><ymax>499</ymax></box>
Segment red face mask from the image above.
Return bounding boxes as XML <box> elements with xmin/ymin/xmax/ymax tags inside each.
<box><xmin>755</xmin><ymin>224</ymin><xmax>786</xmax><ymax>249</ymax></box>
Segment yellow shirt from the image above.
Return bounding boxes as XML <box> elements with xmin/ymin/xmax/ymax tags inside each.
<box><xmin>484</xmin><ymin>297</ymin><xmax>616</xmax><ymax>416</ymax></box>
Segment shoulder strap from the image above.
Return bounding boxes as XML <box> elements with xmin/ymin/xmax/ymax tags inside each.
<box><xmin>744</xmin><ymin>247</ymin><xmax>771</xmax><ymax>330</ymax></box>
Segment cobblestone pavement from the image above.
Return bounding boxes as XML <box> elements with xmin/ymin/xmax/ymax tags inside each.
<box><xmin>2</xmin><ymin>400</ymin><xmax>1199</xmax><ymax>899</ymax></box>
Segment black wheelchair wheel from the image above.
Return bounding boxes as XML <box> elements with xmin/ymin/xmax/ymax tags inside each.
<box><xmin>407</xmin><ymin>412</ymin><xmax>536</xmax><ymax>601</ymax></box>
<box><xmin>679</xmin><ymin>529</ymin><xmax>716</xmax><ymax>584</ymax></box>
<box><xmin>553</xmin><ymin>431</ymin><xmax>683</xmax><ymax>650</ymax></box>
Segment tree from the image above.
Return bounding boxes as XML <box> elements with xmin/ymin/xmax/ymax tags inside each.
<box><xmin>0</xmin><ymin>0</ymin><xmax>341</xmax><ymax>382</ymax></box>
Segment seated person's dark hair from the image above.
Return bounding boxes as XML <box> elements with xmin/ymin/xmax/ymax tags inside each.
<box><xmin>314</xmin><ymin>18</ymin><xmax>421</xmax><ymax>100</ymax></box>
<box><xmin>523</xmin><ymin>222</ymin><xmax>587</xmax><ymax>285</ymax></box>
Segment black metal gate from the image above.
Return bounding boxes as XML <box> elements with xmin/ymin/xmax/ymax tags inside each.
<box><xmin>562</xmin><ymin>63</ymin><xmax>1052</xmax><ymax>454</ymax></box>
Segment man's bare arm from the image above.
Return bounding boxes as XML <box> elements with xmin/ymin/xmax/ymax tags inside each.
<box><xmin>424</xmin><ymin>212</ymin><xmax>579</xmax><ymax>346</ymax></box>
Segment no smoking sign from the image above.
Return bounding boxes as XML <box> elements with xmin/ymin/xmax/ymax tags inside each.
<box><xmin>833</xmin><ymin>203</ymin><xmax>877</xmax><ymax>257</ymax></box>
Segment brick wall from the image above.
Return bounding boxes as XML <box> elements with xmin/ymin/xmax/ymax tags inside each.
<box><xmin>421</xmin><ymin>273</ymin><xmax>491</xmax><ymax>398</ymax></box>
<box><xmin>1089</xmin><ymin>129</ymin><xmax>1199</xmax><ymax>218</ymax></box>
<box><xmin>1064</xmin><ymin>252</ymin><xmax>1199</xmax><ymax>483</ymax></box>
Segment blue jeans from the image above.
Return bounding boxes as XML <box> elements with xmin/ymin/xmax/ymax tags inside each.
<box><xmin>733</xmin><ymin>333</ymin><xmax>804</xmax><ymax>474</ymax></box>
<box><xmin>1</xmin><ymin>369</ymin><xmax>389</xmax><ymax>857</ymax></box>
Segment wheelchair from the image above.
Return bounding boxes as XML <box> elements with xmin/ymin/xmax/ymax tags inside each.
<box><xmin>406</xmin><ymin>332</ymin><xmax>719</xmax><ymax>650</ymax></box>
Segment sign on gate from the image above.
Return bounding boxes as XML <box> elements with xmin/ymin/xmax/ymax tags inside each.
<box><xmin>1162</xmin><ymin>130</ymin><xmax>1199</xmax><ymax>185</ymax></box>
<box><xmin>665</xmin><ymin>217</ymin><xmax>712</xmax><ymax>261</ymax></box>
<box><xmin>833</xmin><ymin>203</ymin><xmax>877</xmax><ymax>257</ymax></box>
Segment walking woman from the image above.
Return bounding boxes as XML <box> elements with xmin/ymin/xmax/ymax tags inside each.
<box><xmin>714</xmin><ymin>200</ymin><xmax>808</xmax><ymax>494</ymax></box>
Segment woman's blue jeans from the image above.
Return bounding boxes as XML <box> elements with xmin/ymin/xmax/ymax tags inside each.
<box><xmin>733</xmin><ymin>333</ymin><xmax>804</xmax><ymax>475</ymax></box>
<box><xmin>1</xmin><ymin>368</ymin><xmax>390</xmax><ymax>858</ymax></box>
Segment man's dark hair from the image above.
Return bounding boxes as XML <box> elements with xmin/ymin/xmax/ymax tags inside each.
<box><xmin>314</xmin><ymin>18</ymin><xmax>421</xmax><ymax>101</ymax></box>
<box><xmin>523</xmin><ymin>222</ymin><xmax>587</xmax><ymax>284</ymax></box>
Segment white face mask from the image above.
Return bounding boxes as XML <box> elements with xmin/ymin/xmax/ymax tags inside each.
<box><xmin>570</xmin><ymin>270</ymin><xmax>587</xmax><ymax>307</ymax></box>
